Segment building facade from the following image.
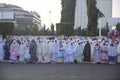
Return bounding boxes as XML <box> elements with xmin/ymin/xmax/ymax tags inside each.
<box><xmin>0</xmin><ymin>3</ymin><xmax>41</xmax><ymax>29</ymax></box>
<box><xmin>74</xmin><ymin>0</ymin><xmax>112</xmax><ymax>29</ymax></box>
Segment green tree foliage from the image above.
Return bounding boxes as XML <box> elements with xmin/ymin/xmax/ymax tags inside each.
<box><xmin>86</xmin><ymin>0</ymin><xmax>104</xmax><ymax>36</ymax></box>
<box><xmin>50</xmin><ymin>23</ymin><xmax>55</xmax><ymax>35</ymax></box>
<box><xmin>61</xmin><ymin>0</ymin><xmax>76</xmax><ymax>22</ymax></box>
<box><xmin>74</xmin><ymin>26</ymin><xmax>81</xmax><ymax>35</ymax></box>
<box><xmin>56</xmin><ymin>22</ymin><xmax>74</xmax><ymax>36</ymax></box>
<box><xmin>30</xmin><ymin>24</ymin><xmax>39</xmax><ymax>35</ymax></box>
<box><xmin>0</xmin><ymin>22</ymin><xmax>14</xmax><ymax>39</ymax></box>
<box><xmin>81</xmin><ymin>28</ymin><xmax>87</xmax><ymax>36</ymax></box>
<box><xmin>116</xmin><ymin>23</ymin><xmax>120</xmax><ymax>32</ymax></box>
<box><xmin>101</xmin><ymin>23</ymin><xmax>109</xmax><ymax>36</ymax></box>
<box><xmin>56</xmin><ymin>0</ymin><xmax>76</xmax><ymax>36</ymax></box>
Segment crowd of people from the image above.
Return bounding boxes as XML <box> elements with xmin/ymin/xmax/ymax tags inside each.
<box><xmin>0</xmin><ymin>36</ymin><xmax>120</xmax><ymax>64</ymax></box>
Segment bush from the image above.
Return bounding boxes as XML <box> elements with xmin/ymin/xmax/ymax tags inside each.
<box><xmin>0</xmin><ymin>22</ymin><xmax>14</xmax><ymax>39</ymax></box>
<box><xmin>56</xmin><ymin>22</ymin><xmax>74</xmax><ymax>36</ymax></box>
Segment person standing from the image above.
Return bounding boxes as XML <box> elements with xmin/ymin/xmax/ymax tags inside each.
<box><xmin>24</xmin><ymin>44</ymin><xmax>30</xmax><ymax>63</ymax></box>
<box><xmin>83</xmin><ymin>41</ymin><xmax>91</xmax><ymax>62</ymax></box>
<box><xmin>63</xmin><ymin>41</ymin><xmax>69</xmax><ymax>63</ymax></box>
<box><xmin>36</xmin><ymin>39</ymin><xmax>43</xmax><ymax>63</ymax></box>
<box><xmin>4</xmin><ymin>41</ymin><xmax>10</xmax><ymax>61</ymax></box>
<box><xmin>52</xmin><ymin>39</ymin><xmax>59</xmax><ymax>63</ymax></box>
<box><xmin>19</xmin><ymin>41</ymin><xmax>26</xmax><ymax>62</ymax></box>
<box><xmin>42</xmin><ymin>40</ymin><xmax>51</xmax><ymax>63</ymax></box>
<box><xmin>0</xmin><ymin>39</ymin><xmax>4</xmax><ymax>62</ymax></box>
<box><xmin>68</xmin><ymin>42</ymin><xmax>75</xmax><ymax>63</ymax></box>
<box><xmin>93</xmin><ymin>43</ymin><xmax>101</xmax><ymax>63</ymax></box>
<box><xmin>29</xmin><ymin>39</ymin><xmax>38</xmax><ymax>63</ymax></box>
<box><xmin>116</xmin><ymin>42</ymin><xmax>120</xmax><ymax>64</ymax></box>
<box><xmin>100</xmin><ymin>43</ymin><xmax>108</xmax><ymax>64</ymax></box>
<box><xmin>9</xmin><ymin>40</ymin><xmax>20</xmax><ymax>63</ymax></box>
<box><xmin>74</xmin><ymin>42</ymin><xmax>84</xmax><ymax>63</ymax></box>
<box><xmin>108</xmin><ymin>43</ymin><xmax>117</xmax><ymax>64</ymax></box>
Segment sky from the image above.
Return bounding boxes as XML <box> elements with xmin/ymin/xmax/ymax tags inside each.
<box><xmin>0</xmin><ymin>0</ymin><xmax>120</xmax><ymax>28</ymax></box>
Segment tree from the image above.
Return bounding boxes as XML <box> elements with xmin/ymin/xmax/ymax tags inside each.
<box><xmin>116</xmin><ymin>23</ymin><xmax>120</xmax><ymax>32</ymax></box>
<box><xmin>56</xmin><ymin>0</ymin><xmax>76</xmax><ymax>36</ymax></box>
<box><xmin>51</xmin><ymin>23</ymin><xmax>55</xmax><ymax>35</ymax></box>
<box><xmin>30</xmin><ymin>24</ymin><xmax>39</xmax><ymax>35</ymax></box>
<box><xmin>56</xmin><ymin>22</ymin><xmax>74</xmax><ymax>36</ymax></box>
<box><xmin>0</xmin><ymin>22</ymin><xmax>14</xmax><ymax>39</ymax></box>
<box><xmin>61</xmin><ymin>0</ymin><xmax>76</xmax><ymax>22</ymax></box>
<box><xmin>101</xmin><ymin>23</ymin><xmax>109</xmax><ymax>36</ymax></box>
<box><xmin>86</xmin><ymin>0</ymin><xmax>104</xmax><ymax>36</ymax></box>
<box><xmin>74</xmin><ymin>26</ymin><xmax>81</xmax><ymax>35</ymax></box>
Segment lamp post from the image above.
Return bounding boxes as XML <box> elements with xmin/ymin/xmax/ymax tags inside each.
<box><xmin>99</xmin><ymin>17</ymin><xmax>102</xmax><ymax>38</ymax></box>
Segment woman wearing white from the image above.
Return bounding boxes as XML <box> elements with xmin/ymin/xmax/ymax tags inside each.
<box><xmin>0</xmin><ymin>39</ymin><xmax>4</xmax><ymax>61</ymax></box>
<box><xmin>36</xmin><ymin>39</ymin><xmax>43</xmax><ymax>63</ymax></box>
<box><xmin>117</xmin><ymin>42</ymin><xmax>120</xmax><ymax>63</ymax></box>
<box><xmin>74</xmin><ymin>42</ymin><xmax>84</xmax><ymax>63</ymax></box>
<box><xmin>19</xmin><ymin>41</ymin><xmax>26</xmax><ymax>62</ymax></box>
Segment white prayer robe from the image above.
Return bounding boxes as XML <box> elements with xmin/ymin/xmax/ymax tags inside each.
<box><xmin>117</xmin><ymin>43</ymin><xmax>120</xmax><ymax>62</ymax></box>
<box><xmin>0</xmin><ymin>40</ymin><xmax>4</xmax><ymax>61</ymax></box>
<box><xmin>24</xmin><ymin>45</ymin><xmax>30</xmax><ymax>60</ymax></box>
<box><xmin>75</xmin><ymin>43</ymin><xmax>84</xmax><ymax>62</ymax></box>
<box><xmin>36</xmin><ymin>41</ymin><xmax>43</xmax><ymax>62</ymax></box>
<box><xmin>93</xmin><ymin>44</ymin><xmax>100</xmax><ymax>63</ymax></box>
<box><xmin>42</xmin><ymin>41</ymin><xmax>51</xmax><ymax>63</ymax></box>
<box><xmin>52</xmin><ymin>41</ymin><xmax>59</xmax><ymax>62</ymax></box>
<box><xmin>10</xmin><ymin>41</ymin><xmax>19</xmax><ymax>61</ymax></box>
<box><xmin>63</xmin><ymin>42</ymin><xmax>69</xmax><ymax>63</ymax></box>
<box><xmin>100</xmin><ymin>45</ymin><xmax>108</xmax><ymax>63</ymax></box>
<box><xmin>19</xmin><ymin>43</ymin><xmax>26</xmax><ymax>62</ymax></box>
<box><xmin>108</xmin><ymin>46</ymin><xmax>117</xmax><ymax>57</ymax></box>
<box><xmin>90</xmin><ymin>42</ymin><xmax>95</xmax><ymax>61</ymax></box>
<box><xmin>68</xmin><ymin>43</ymin><xmax>76</xmax><ymax>62</ymax></box>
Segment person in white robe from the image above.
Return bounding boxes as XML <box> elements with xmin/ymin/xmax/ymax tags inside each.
<box><xmin>74</xmin><ymin>42</ymin><xmax>84</xmax><ymax>63</ymax></box>
<box><xmin>100</xmin><ymin>43</ymin><xmax>108</xmax><ymax>64</ymax></box>
<box><xmin>10</xmin><ymin>40</ymin><xmax>20</xmax><ymax>63</ymax></box>
<box><xmin>49</xmin><ymin>40</ymin><xmax>54</xmax><ymax>62</ymax></box>
<box><xmin>0</xmin><ymin>39</ymin><xmax>4</xmax><ymax>61</ymax></box>
<box><xmin>36</xmin><ymin>39</ymin><xmax>43</xmax><ymax>63</ymax></box>
<box><xmin>108</xmin><ymin>43</ymin><xmax>117</xmax><ymax>64</ymax></box>
<box><xmin>19</xmin><ymin>41</ymin><xmax>26</xmax><ymax>62</ymax></box>
<box><xmin>24</xmin><ymin>44</ymin><xmax>30</xmax><ymax>63</ymax></box>
<box><xmin>68</xmin><ymin>42</ymin><xmax>75</xmax><ymax>63</ymax></box>
<box><xmin>57</xmin><ymin>40</ymin><xmax>64</xmax><ymax>63</ymax></box>
<box><xmin>52</xmin><ymin>39</ymin><xmax>59</xmax><ymax>63</ymax></box>
<box><xmin>116</xmin><ymin>42</ymin><xmax>120</xmax><ymax>63</ymax></box>
<box><xmin>90</xmin><ymin>41</ymin><xmax>95</xmax><ymax>62</ymax></box>
<box><xmin>63</xmin><ymin>41</ymin><xmax>69</xmax><ymax>63</ymax></box>
<box><xmin>42</xmin><ymin>40</ymin><xmax>51</xmax><ymax>63</ymax></box>
<box><xmin>93</xmin><ymin>43</ymin><xmax>101</xmax><ymax>63</ymax></box>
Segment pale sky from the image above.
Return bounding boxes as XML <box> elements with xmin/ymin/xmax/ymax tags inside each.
<box><xmin>0</xmin><ymin>0</ymin><xmax>120</xmax><ymax>28</ymax></box>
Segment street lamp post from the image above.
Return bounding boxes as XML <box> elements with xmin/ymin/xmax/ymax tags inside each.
<box><xmin>99</xmin><ymin>17</ymin><xmax>102</xmax><ymax>38</ymax></box>
<box><xmin>9</xmin><ymin>0</ymin><xmax>10</xmax><ymax>4</ymax></box>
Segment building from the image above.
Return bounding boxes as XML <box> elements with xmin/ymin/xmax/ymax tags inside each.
<box><xmin>74</xmin><ymin>0</ymin><xmax>112</xmax><ymax>29</ymax></box>
<box><xmin>74</xmin><ymin>0</ymin><xmax>88</xmax><ymax>29</ymax></box>
<box><xmin>107</xmin><ymin>18</ymin><xmax>120</xmax><ymax>30</ymax></box>
<box><xmin>0</xmin><ymin>3</ymin><xmax>41</xmax><ymax>29</ymax></box>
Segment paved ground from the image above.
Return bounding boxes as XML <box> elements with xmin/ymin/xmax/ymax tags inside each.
<box><xmin>0</xmin><ymin>63</ymin><xmax>120</xmax><ymax>80</ymax></box>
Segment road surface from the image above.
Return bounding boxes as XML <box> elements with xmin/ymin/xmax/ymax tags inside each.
<box><xmin>0</xmin><ymin>63</ymin><xmax>120</xmax><ymax>80</ymax></box>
